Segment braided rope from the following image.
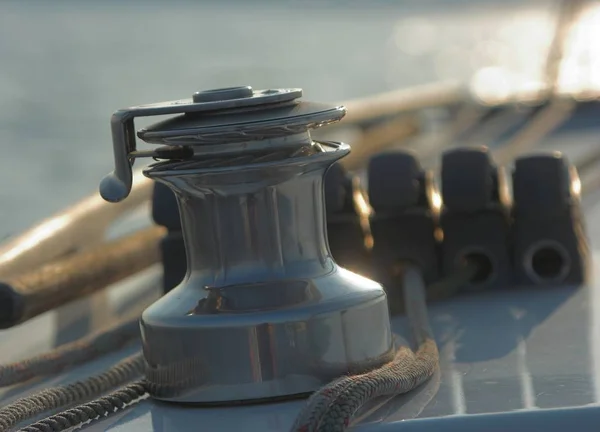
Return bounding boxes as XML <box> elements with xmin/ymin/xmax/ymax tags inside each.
<box><xmin>19</xmin><ymin>381</ymin><xmax>148</xmax><ymax>432</ymax></box>
<box><xmin>0</xmin><ymin>353</ymin><xmax>144</xmax><ymax>432</ymax></box>
<box><xmin>315</xmin><ymin>340</ymin><xmax>437</xmax><ymax>432</ymax></box>
<box><xmin>291</xmin><ymin>345</ymin><xmax>419</xmax><ymax>432</ymax></box>
<box><xmin>0</xmin><ymin>318</ymin><xmax>140</xmax><ymax>388</ymax></box>
<box><xmin>291</xmin><ymin>265</ymin><xmax>443</xmax><ymax>432</ymax></box>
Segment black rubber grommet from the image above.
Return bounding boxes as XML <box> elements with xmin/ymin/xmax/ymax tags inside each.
<box><xmin>441</xmin><ymin>146</ymin><xmax>495</xmax><ymax>212</ymax></box>
<box><xmin>513</xmin><ymin>152</ymin><xmax>571</xmax><ymax>215</ymax></box>
<box><xmin>367</xmin><ymin>151</ymin><xmax>422</xmax><ymax>212</ymax></box>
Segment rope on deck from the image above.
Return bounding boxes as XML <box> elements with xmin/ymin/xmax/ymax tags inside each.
<box><xmin>0</xmin><ymin>353</ymin><xmax>144</xmax><ymax>432</ymax></box>
<box><xmin>18</xmin><ymin>380</ymin><xmax>148</xmax><ymax>432</ymax></box>
<box><xmin>291</xmin><ymin>265</ymin><xmax>443</xmax><ymax>432</ymax></box>
<box><xmin>0</xmin><ymin>317</ymin><xmax>140</xmax><ymax>388</ymax></box>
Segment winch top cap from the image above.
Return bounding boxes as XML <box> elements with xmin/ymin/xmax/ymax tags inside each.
<box><xmin>100</xmin><ymin>86</ymin><xmax>346</xmax><ymax>204</ymax></box>
<box><xmin>137</xmin><ymin>100</ymin><xmax>345</xmax><ymax>145</ymax></box>
<box><xmin>121</xmin><ymin>87</ymin><xmax>303</xmax><ymax>116</ymax></box>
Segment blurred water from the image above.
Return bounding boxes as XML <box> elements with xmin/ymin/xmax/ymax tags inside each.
<box><xmin>0</xmin><ymin>0</ymin><xmax>560</xmax><ymax>237</ymax></box>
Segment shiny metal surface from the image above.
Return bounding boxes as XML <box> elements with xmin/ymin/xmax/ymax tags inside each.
<box><xmin>101</xmin><ymin>87</ymin><xmax>395</xmax><ymax>403</ymax></box>
<box><xmin>137</xmin><ymin>102</ymin><xmax>344</xmax><ymax>147</ymax></box>
<box><xmin>99</xmin><ymin>86</ymin><xmax>346</xmax><ymax>203</ymax></box>
<box><xmin>142</xmin><ymin>143</ymin><xmax>393</xmax><ymax>403</ymax></box>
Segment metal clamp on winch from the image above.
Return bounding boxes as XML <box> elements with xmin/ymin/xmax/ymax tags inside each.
<box><xmin>100</xmin><ymin>86</ymin><xmax>394</xmax><ymax>403</ymax></box>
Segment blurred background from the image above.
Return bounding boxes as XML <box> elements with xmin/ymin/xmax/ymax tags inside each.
<box><xmin>0</xmin><ymin>0</ymin><xmax>593</xmax><ymax>237</ymax></box>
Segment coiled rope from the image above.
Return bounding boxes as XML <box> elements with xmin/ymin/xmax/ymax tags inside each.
<box><xmin>291</xmin><ymin>265</ymin><xmax>442</xmax><ymax>432</ymax></box>
<box><xmin>8</xmin><ymin>261</ymin><xmax>476</xmax><ymax>432</ymax></box>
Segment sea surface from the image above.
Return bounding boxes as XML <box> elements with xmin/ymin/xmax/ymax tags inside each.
<box><xmin>0</xmin><ymin>0</ymin><xmax>564</xmax><ymax>237</ymax></box>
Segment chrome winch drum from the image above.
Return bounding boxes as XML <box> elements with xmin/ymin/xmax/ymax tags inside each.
<box><xmin>100</xmin><ymin>86</ymin><xmax>394</xmax><ymax>403</ymax></box>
